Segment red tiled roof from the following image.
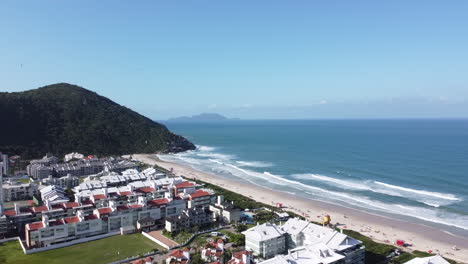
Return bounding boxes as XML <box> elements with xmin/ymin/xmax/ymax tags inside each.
<box><xmin>64</xmin><ymin>216</ymin><xmax>81</xmax><ymax>224</ymax></box>
<box><xmin>3</xmin><ymin>210</ymin><xmax>16</xmax><ymax>216</ymax></box>
<box><xmin>84</xmin><ymin>214</ymin><xmax>98</xmax><ymax>221</ymax></box>
<box><xmin>144</xmin><ymin>257</ymin><xmax>153</xmax><ymax>262</ymax></box>
<box><xmin>97</xmin><ymin>207</ymin><xmax>113</xmax><ymax>215</ymax></box>
<box><xmin>20</xmin><ymin>207</ymin><xmax>33</xmax><ymax>214</ymax></box>
<box><xmin>175</xmin><ymin>181</ymin><xmax>196</xmax><ymax>188</ymax></box>
<box><xmin>129</xmin><ymin>204</ymin><xmax>143</xmax><ymax>209</ymax></box>
<box><xmin>51</xmin><ymin>204</ymin><xmax>63</xmax><ymax>210</ymax></box>
<box><xmin>63</xmin><ymin>202</ymin><xmax>80</xmax><ymax>209</ymax></box>
<box><xmin>93</xmin><ymin>194</ymin><xmax>107</xmax><ymax>200</ymax></box>
<box><xmin>137</xmin><ymin>187</ymin><xmax>155</xmax><ymax>193</ymax></box>
<box><xmin>26</xmin><ymin>200</ymin><xmax>35</xmax><ymax>206</ymax></box>
<box><xmin>168</xmin><ymin>249</ymin><xmax>189</xmax><ymax>259</ymax></box>
<box><xmin>190</xmin><ymin>190</ymin><xmax>211</xmax><ymax>199</ymax></box>
<box><xmin>27</xmin><ymin>222</ymin><xmax>44</xmax><ymax>231</ymax></box>
<box><xmin>119</xmin><ymin>191</ymin><xmax>132</xmax><ymax>196</ymax></box>
<box><xmin>82</xmin><ymin>200</ymin><xmax>94</xmax><ymax>205</ymax></box>
<box><xmin>148</xmin><ymin>198</ymin><xmax>169</xmax><ymax>206</ymax></box>
<box><xmin>32</xmin><ymin>206</ymin><xmax>49</xmax><ymax>213</ymax></box>
<box><xmin>131</xmin><ymin>260</ymin><xmax>144</xmax><ymax>264</ymax></box>
<box><xmin>117</xmin><ymin>205</ymin><xmax>129</xmax><ymax>211</ymax></box>
<box><xmin>49</xmin><ymin>219</ymin><xmax>65</xmax><ymax>226</ymax></box>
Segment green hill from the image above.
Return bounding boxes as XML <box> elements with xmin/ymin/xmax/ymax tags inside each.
<box><xmin>0</xmin><ymin>83</ymin><xmax>195</xmax><ymax>158</ymax></box>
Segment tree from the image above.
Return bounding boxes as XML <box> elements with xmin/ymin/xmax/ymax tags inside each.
<box><xmin>191</xmin><ymin>253</ymin><xmax>204</xmax><ymax>264</ymax></box>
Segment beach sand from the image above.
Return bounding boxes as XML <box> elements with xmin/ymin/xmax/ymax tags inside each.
<box><xmin>132</xmin><ymin>153</ymin><xmax>468</xmax><ymax>263</ymax></box>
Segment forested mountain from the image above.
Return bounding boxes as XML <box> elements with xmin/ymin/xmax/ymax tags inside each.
<box><xmin>0</xmin><ymin>83</ymin><xmax>195</xmax><ymax>158</ymax></box>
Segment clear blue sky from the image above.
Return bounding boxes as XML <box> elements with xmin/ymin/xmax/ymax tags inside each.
<box><xmin>1</xmin><ymin>1</ymin><xmax>467</xmax><ymax>119</ymax></box>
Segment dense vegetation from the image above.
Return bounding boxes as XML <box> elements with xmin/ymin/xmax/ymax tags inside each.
<box><xmin>0</xmin><ymin>83</ymin><xmax>195</xmax><ymax>158</ymax></box>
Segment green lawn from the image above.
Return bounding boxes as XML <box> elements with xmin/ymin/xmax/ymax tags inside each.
<box><xmin>0</xmin><ymin>233</ymin><xmax>164</xmax><ymax>264</ymax></box>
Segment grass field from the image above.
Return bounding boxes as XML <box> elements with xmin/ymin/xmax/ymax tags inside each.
<box><xmin>0</xmin><ymin>233</ymin><xmax>165</xmax><ymax>264</ymax></box>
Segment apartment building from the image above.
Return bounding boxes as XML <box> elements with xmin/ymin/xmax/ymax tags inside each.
<box><xmin>165</xmin><ymin>207</ymin><xmax>212</xmax><ymax>233</ymax></box>
<box><xmin>209</xmin><ymin>195</ymin><xmax>241</xmax><ymax>223</ymax></box>
<box><xmin>2</xmin><ymin>181</ymin><xmax>39</xmax><ymax>202</ymax></box>
<box><xmin>243</xmin><ymin>222</ymin><xmax>287</xmax><ymax>259</ymax></box>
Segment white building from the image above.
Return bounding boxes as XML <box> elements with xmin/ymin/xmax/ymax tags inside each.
<box><xmin>2</xmin><ymin>181</ymin><xmax>39</xmax><ymax>202</ymax></box>
<box><xmin>64</xmin><ymin>152</ymin><xmax>84</xmax><ymax>162</ymax></box>
<box><xmin>260</xmin><ymin>244</ymin><xmax>345</xmax><ymax>264</ymax></box>
<box><xmin>404</xmin><ymin>255</ymin><xmax>450</xmax><ymax>264</ymax></box>
<box><xmin>243</xmin><ymin>222</ymin><xmax>287</xmax><ymax>259</ymax></box>
<box><xmin>281</xmin><ymin>218</ymin><xmax>365</xmax><ymax>264</ymax></box>
<box><xmin>42</xmin><ymin>174</ymin><xmax>80</xmax><ymax>189</ymax></box>
<box><xmin>209</xmin><ymin>195</ymin><xmax>241</xmax><ymax>223</ymax></box>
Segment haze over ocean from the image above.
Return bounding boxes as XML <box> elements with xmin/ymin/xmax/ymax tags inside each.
<box><xmin>161</xmin><ymin>119</ymin><xmax>468</xmax><ymax>236</ymax></box>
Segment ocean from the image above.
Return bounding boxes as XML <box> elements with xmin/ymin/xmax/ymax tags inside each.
<box><xmin>160</xmin><ymin>119</ymin><xmax>468</xmax><ymax>236</ymax></box>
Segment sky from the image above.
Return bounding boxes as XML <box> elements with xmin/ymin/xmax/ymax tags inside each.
<box><xmin>1</xmin><ymin>1</ymin><xmax>467</xmax><ymax>119</ymax></box>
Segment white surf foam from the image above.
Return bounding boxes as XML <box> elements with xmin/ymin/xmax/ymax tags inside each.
<box><xmin>236</xmin><ymin>160</ymin><xmax>273</xmax><ymax>168</ymax></box>
<box><xmin>196</xmin><ymin>152</ymin><xmax>234</xmax><ymax>160</ymax></box>
<box><xmin>374</xmin><ymin>181</ymin><xmax>460</xmax><ymax>201</ymax></box>
<box><xmin>196</xmin><ymin>145</ymin><xmax>217</xmax><ymax>152</ymax></box>
<box><xmin>292</xmin><ymin>173</ymin><xmax>371</xmax><ymax>190</ymax></box>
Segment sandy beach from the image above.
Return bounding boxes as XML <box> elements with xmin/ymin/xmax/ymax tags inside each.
<box><xmin>132</xmin><ymin>154</ymin><xmax>468</xmax><ymax>263</ymax></box>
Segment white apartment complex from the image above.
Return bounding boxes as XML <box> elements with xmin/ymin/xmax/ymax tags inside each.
<box><xmin>244</xmin><ymin>218</ymin><xmax>365</xmax><ymax>264</ymax></box>
<box><xmin>2</xmin><ymin>181</ymin><xmax>39</xmax><ymax>202</ymax></box>
<box><xmin>243</xmin><ymin>222</ymin><xmax>287</xmax><ymax>259</ymax></box>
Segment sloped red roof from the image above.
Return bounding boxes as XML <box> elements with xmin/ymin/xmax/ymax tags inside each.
<box><xmin>129</xmin><ymin>204</ymin><xmax>143</xmax><ymax>209</ymax></box>
<box><xmin>32</xmin><ymin>206</ymin><xmax>49</xmax><ymax>213</ymax></box>
<box><xmin>149</xmin><ymin>198</ymin><xmax>169</xmax><ymax>206</ymax></box>
<box><xmin>119</xmin><ymin>191</ymin><xmax>132</xmax><ymax>196</ymax></box>
<box><xmin>64</xmin><ymin>216</ymin><xmax>80</xmax><ymax>224</ymax></box>
<box><xmin>168</xmin><ymin>249</ymin><xmax>189</xmax><ymax>259</ymax></box>
<box><xmin>3</xmin><ymin>210</ymin><xmax>16</xmax><ymax>216</ymax></box>
<box><xmin>137</xmin><ymin>187</ymin><xmax>155</xmax><ymax>193</ymax></box>
<box><xmin>97</xmin><ymin>207</ymin><xmax>112</xmax><ymax>215</ymax></box>
<box><xmin>117</xmin><ymin>205</ymin><xmax>129</xmax><ymax>211</ymax></box>
<box><xmin>84</xmin><ymin>214</ymin><xmax>98</xmax><ymax>221</ymax></box>
<box><xmin>190</xmin><ymin>190</ymin><xmax>211</xmax><ymax>199</ymax></box>
<box><xmin>50</xmin><ymin>219</ymin><xmax>65</xmax><ymax>226</ymax></box>
<box><xmin>82</xmin><ymin>199</ymin><xmax>94</xmax><ymax>205</ymax></box>
<box><xmin>63</xmin><ymin>202</ymin><xmax>80</xmax><ymax>209</ymax></box>
<box><xmin>27</xmin><ymin>222</ymin><xmax>44</xmax><ymax>231</ymax></box>
<box><xmin>93</xmin><ymin>194</ymin><xmax>107</xmax><ymax>200</ymax></box>
<box><xmin>175</xmin><ymin>181</ymin><xmax>196</xmax><ymax>188</ymax></box>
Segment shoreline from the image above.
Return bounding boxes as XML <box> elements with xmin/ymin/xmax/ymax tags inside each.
<box><xmin>132</xmin><ymin>153</ymin><xmax>468</xmax><ymax>263</ymax></box>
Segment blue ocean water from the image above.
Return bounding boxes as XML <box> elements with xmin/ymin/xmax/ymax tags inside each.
<box><xmin>161</xmin><ymin>119</ymin><xmax>468</xmax><ymax>236</ymax></box>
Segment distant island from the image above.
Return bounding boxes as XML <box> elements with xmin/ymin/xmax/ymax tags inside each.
<box><xmin>0</xmin><ymin>83</ymin><xmax>195</xmax><ymax>158</ymax></box>
<box><xmin>167</xmin><ymin>113</ymin><xmax>240</xmax><ymax>123</ymax></box>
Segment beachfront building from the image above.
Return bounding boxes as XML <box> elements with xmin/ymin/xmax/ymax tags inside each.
<box><xmin>281</xmin><ymin>218</ymin><xmax>365</xmax><ymax>264</ymax></box>
<box><xmin>166</xmin><ymin>248</ymin><xmax>191</xmax><ymax>264</ymax></box>
<box><xmin>2</xmin><ymin>180</ymin><xmax>39</xmax><ymax>202</ymax></box>
<box><xmin>209</xmin><ymin>195</ymin><xmax>241</xmax><ymax>223</ymax></box>
<box><xmin>227</xmin><ymin>250</ymin><xmax>255</xmax><ymax>264</ymax></box>
<box><xmin>182</xmin><ymin>189</ymin><xmax>215</xmax><ymax>209</ymax></box>
<box><xmin>243</xmin><ymin>222</ymin><xmax>287</xmax><ymax>259</ymax></box>
<box><xmin>259</xmin><ymin>244</ymin><xmax>345</xmax><ymax>264</ymax></box>
<box><xmin>404</xmin><ymin>255</ymin><xmax>450</xmax><ymax>264</ymax></box>
<box><xmin>2</xmin><ymin>170</ymin><xmax>219</xmax><ymax>250</ymax></box>
<box><xmin>165</xmin><ymin>207</ymin><xmax>212</xmax><ymax>233</ymax></box>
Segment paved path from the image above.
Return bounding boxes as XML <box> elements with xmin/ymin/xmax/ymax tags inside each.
<box><xmin>147</xmin><ymin>230</ymin><xmax>179</xmax><ymax>248</ymax></box>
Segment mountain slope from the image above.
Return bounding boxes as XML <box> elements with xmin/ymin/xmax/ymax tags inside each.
<box><xmin>0</xmin><ymin>83</ymin><xmax>195</xmax><ymax>158</ymax></box>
